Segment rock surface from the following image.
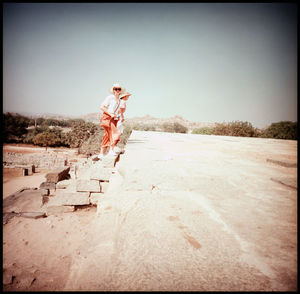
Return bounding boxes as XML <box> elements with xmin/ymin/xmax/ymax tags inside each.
<box><xmin>65</xmin><ymin>130</ymin><xmax>297</xmax><ymax>291</ymax></box>
<box><xmin>3</xmin><ymin>131</ymin><xmax>297</xmax><ymax>291</ymax></box>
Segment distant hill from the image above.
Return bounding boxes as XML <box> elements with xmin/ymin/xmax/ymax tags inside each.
<box><xmin>10</xmin><ymin>111</ymin><xmax>78</xmax><ymax>120</ymax></box>
<box><xmin>79</xmin><ymin>113</ymin><xmax>216</xmax><ymax>131</ymax></box>
<box><xmin>80</xmin><ymin>112</ymin><xmax>101</xmax><ymax>123</ymax></box>
<box><xmin>5</xmin><ymin>111</ymin><xmax>216</xmax><ymax>131</ymax></box>
<box><xmin>125</xmin><ymin>115</ymin><xmax>216</xmax><ymax>130</ymax></box>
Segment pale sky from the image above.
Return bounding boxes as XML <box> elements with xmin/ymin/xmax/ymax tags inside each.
<box><xmin>3</xmin><ymin>3</ymin><xmax>297</xmax><ymax>128</ymax></box>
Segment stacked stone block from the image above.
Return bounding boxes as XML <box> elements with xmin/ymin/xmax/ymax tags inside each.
<box><xmin>41</xmin><ymin>154</ymin><xmax>120</xmax><ymax>215</ymax></box>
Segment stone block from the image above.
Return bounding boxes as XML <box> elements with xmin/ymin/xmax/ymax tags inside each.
<box><xmin>78</xmin><ymin>169</ymin><xmax>92</xmax><ymax>180</ymax></box>
<box><xmin>90</xmin><ymin>167</ymin><xmax>114</xmax><ymax>181</ymax></box>
<box><xmin>102</xmin><ymin>154</ymin><xmax>120</xmax><ymax>168</ymax></box>
<box><xmin>40</xmin><ymin>182</ymin><xmax>56</xmax><ymax>190</ymax></box>
<box><xmin>90</xmin><ymin>193</ymin><xmax>104</xmax><ymax>205</ymax></box>
<box><xmin>100</xmin><ymin>182</ymin><xmax>110</xmax><ymax>193</ymax></box>
<box><xmin>65</xmin><ymin>180</ymin><xmax>77</xmax><ymax>193</ymax></box>
<box><xmin>46</xmin><ymin>205</ymin><xmax>75</xmax><ymax>215</ymax></box>
<box><xmin>48</xmin><ymin>191</ymin><xmax>90</xmax><ymax>206</ymax></box>
<box><xmin>49</xmin><ymin>188</ymin><xmax>56</xmax><ymax>196</ymax></box>
<box><xmin>56</xmin><ymin>179</ymin><xmax>71</xmax><ymax>189</ymax></box>
<box><xmin>46</xmin><ymin>167</ymin><xmax>70</xmax><ymax>183</ymax></box>
<box><xmin>76</xmin><ymin>179</ymin><xmax>101</xmax><ymax>192</ymax></box>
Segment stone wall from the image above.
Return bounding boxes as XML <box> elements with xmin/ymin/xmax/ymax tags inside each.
<box><xmin>4</xmin><ymin>165</ymin><xmax>35</xmax><ymax>176</ymax></box>
<box><xmin>3</xmin><ymin>152</ymin><xmax>67</xmax><ymax>169</ymax></box>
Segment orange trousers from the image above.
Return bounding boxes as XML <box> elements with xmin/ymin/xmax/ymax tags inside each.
<box><xmin>100</xmin><ymin>118</ymin><xmax>120</xmax><ymax>149</ymax></box>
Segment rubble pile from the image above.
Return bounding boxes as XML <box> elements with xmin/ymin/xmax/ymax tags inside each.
<box><xmin>40</xmin><ymin>153</ymin><xmax>120</xmax><ymax>215</ymax></box>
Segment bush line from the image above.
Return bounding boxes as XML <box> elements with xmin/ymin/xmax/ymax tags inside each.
<box><xmin>3</xmin><ymin>113</ymin><xmax>297</xmax><ymax>155</ymax></box>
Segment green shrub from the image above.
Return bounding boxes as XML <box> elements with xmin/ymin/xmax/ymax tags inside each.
<box><xmin>31</xmin><ymin>127</ymin><xmax>69</xmax><ymax>147</ymax></box>
<box><xmin>213</xmin><ymin>121</ymin><xmax>259</xmax><ymax>137</ymax></box>
<box><xmin>33</xmin><ymin>117</ymin><xmax>84</xmax><ymax>128</ymax></box>
<box><xmin>33</xmin><ymin>131</ymin><xmax>61</xmax><ymax>147</ymax></box>
<box><xmin>66</xmin><ymin>118</ymin><xmax>86</xmax><ymax>127</ymax></box>
<box><xmin>79</xmin><ymin>123</ymin><xmax>133</xmax><ymax>155</ymax></box>
<box><xmin>43</xmin><ymin>118</ymin><xmax>60</xmax><ymax>126</ymax></box>
<box><xmin>192</xmin><ymin>127</ymin><xmax>214</xmax><ymax>135</ymax></box>
<box><xmin>173</xmin><ymin>122</ymin><xmax>188</xmax><ymax>133</ymax></box>
<box><xmin>162</xmin><ymin>122</ymin><xmax>175</xmax><ymax>133</ymax></box>
<box><xmin>78</xmin><ymin>126</ymin><xmax>104</xmax><ymax>155</ymax></box>
<box><xmin>260</xmin><ymin>121</ymin><xmax>297</xmax><ymax>140</ymax></box>
<box><xmin>162</xmin><ymin>122</ymin><xmax>188</xmax><ymax>133</ymax></box>
<box><xmin>23</xmin><ymin>126</ymin><xmax>48</xmax><ymax>144</ymax></box>
<box><xmin>65</xmin><ymin>121</ymin><xmax>98</xmax><ymax>148</ymax></box>
<box><xmin>23</xmin><ymin>132</ymin><xmax>36</xmax><ymax>144</ymax></box>
<box><xmin>132</xmin><ymin>123</ymin><xmax>157</xmax><ymax>131</ymax></box>
<box><xmin>36</xmin><ymin>117</ymin><xmax>46</xmax><ymax>125</ymax></box>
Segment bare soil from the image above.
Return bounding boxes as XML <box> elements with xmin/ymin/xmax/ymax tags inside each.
<box><xmin>3</xmin><ymin>144</ymin><xmax>96</xmax><ymax>291</ymax></box>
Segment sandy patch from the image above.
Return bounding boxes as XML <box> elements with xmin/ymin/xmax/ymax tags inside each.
<box><xmin>3</xmin><ymin>171</ymin><xmax>49</xmax><ymax>199</ymax></box>
<box><xmin>3</xmin><ymin>206</ymin><xmax>98</xmax><ymax>291</ymax></box>
<box><xmin>3</xmin><ymin>143</ymin><xmax>97</xmax><ymax>291</ymax></box>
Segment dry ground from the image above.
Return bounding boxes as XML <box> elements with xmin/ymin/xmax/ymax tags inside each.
<box><xmin>2</xmin><ymin>136</ymin><xmax>297</xmax><ymax>291</ymax></box>
<box><xmin>3</xmin><ymin>144</ymin><xmax>97</xmax><ymax>291</ymax></box>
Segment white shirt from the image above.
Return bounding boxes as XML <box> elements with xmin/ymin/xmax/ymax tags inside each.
<box><xmin>101</xmin><ymin>95</ymin><xmax>121</xmax><ymax>115</ymax></box>
<box><xmin>120</xmin><ymin>99</ymin><xmax>126</xmax><ymax>110</ymax></box>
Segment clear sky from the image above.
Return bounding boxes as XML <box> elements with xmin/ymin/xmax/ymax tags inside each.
<box><xmin>3</xmin><ymin>3</ymin><xmax>297</xmax><ymax>128</ymax></box>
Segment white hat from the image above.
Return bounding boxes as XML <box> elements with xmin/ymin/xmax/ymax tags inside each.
<box><xmin>110</xmin><ymin>83</ymin><xmax>124</xmax><ymax>93</ymax></box>
<box><xmin>119</xmin><ymin>92</ymin><xmax>132</xmax><ymax>99</ymax></box>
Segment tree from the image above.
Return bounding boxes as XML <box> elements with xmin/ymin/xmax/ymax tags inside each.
<box><xmin>162</xmin><ymin>122</ymin><xmax>188</xmax><ymax>133</ymax></box>
<box><xmin>65</xmin><ymin>121</ymin><xmax>98</xmax><ymax>148</ymax></box>
<box><xmin>3</xmin><ymin>113</ymin><xmax>31</xmax><ymax>142</ymax></box>
<box><xmin>213</xmin><ymin>121</ymin><xmax>259</xmax><ymax>137</ymax></box>
<box><xmin>260</xmin><ymin>121</ymin><xmax>297</xmax><ymax>140</ymax></box>
<box><xmin>173</xmin><ymin>122</ymin><xmax>188</xmax><ymax>133</ymax></box>
<box><xmin>44</xmin><ymin>118</ymin><xmax>60</xmax><ymax>126</ymax></box>
<box><xmin>33</xmin><ymin>131</ymin><xmax>61</xmax><ymax>148</ymax></box>
<box><xmin>36</xmin><ymin>117</ymin><xmax>46</xmax><ymax>125</ymax></box>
